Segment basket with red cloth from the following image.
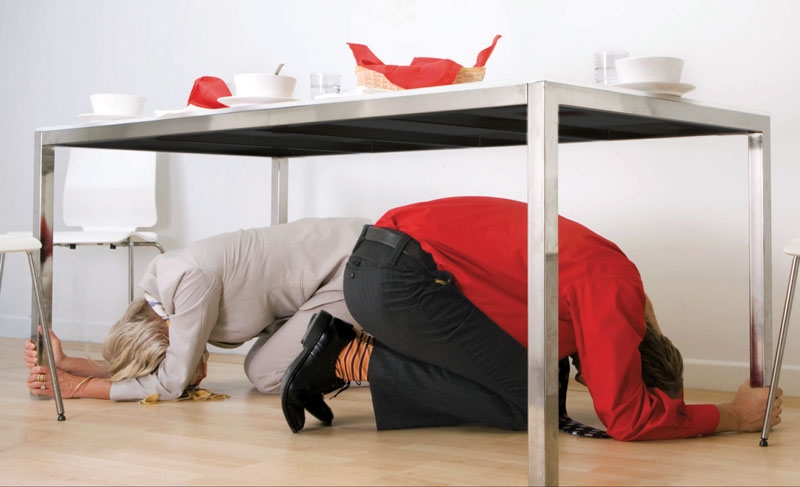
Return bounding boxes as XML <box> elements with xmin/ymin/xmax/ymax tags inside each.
<box><xmin>348</xmin><ymin>35</ymin><xmax>501</xmax><ymax>91</ymax></box>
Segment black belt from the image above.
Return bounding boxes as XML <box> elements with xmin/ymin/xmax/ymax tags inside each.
<box><xmin>362</xmin><ymin>226</ymin><xmax>432</xmax><ymax>265</ymax></box>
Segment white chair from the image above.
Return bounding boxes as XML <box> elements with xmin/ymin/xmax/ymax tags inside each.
<box><xmin>0</xmin><ymin>233</ymin><xmax>65</xmax><ymax>420</ymax></box>
<box><xmin>760</xmin><ymin>238</ymin><xmax>800</xmax><ymax>446</ymax></box>
<box><xmin>54</xmin><ymin>148</ymin><xmax>164</xmax><ymax>302</ymax></box>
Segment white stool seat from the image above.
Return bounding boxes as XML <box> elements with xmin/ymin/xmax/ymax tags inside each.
<box><xmin>0</xmin><ymin>233</ymin><xmax>42</xmax><ymax>252</ymax></box>
<box><xmin>784</xmin><ymin>239</ymin><xmax>800</xmax><ymax>256</ymax></box>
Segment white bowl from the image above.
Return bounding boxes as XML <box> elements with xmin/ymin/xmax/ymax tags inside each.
<box><xmin>615</xmin><ymin>56</ymin><xmax>684</xmax><ymax>83</ymax></box>
<box><xmin>233</xmin><ymin>73</ymin><xmax>297</xmax><ymax>98</ymax></box>
<box><xmin>90</xmin><ymin>93</ymin><xmax>146</xmax><ymax>117</ymax></box>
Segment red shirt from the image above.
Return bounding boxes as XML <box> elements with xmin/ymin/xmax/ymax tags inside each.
<box><xmin>376</xmin><ymin>196</ymin><xmax>719</xmax><ymax>441</ymax></box>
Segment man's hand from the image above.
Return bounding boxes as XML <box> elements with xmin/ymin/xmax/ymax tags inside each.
<box><xmin>715</xmin><ymin>379</ymin><xmax>782</xmax><ymax>433</ymax></box>
<box><xmin>24</xmin><ymin>326</ymin><xmax>66</xmax><ymax>369</ymax></box>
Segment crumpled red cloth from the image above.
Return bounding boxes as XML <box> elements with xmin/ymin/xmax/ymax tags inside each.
<box><xmin>186</xmin><ymin>76</ymin><xmax>231</xmax><ymax>108</ymax></box>
<box><xmin>348</xmin><ymin>35</ymin><xmax>501</xmax><ymax>90</ymax></box>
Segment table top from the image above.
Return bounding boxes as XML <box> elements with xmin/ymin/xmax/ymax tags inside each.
<box><xmin>35</xmin><ymin>81</ymin><xmax>769</xmax><ymax>157</ymax></box>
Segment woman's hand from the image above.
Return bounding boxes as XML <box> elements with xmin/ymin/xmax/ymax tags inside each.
<box><xmin>24</xmin><ymin>326</ymin><xmax>66</xmax><ymax>369</ymax></box>
<box><xmin>25</xmin><ymin>327</ymin><xmax>111</xmax><ymax>379</ymax></box>
<box><xmin>26</xmin><ymin>365</ymin><xmax>74</xmax><ymax>397</ymax></box>
<box><xmin>715</xmin><ymin>379</ymin><xmax>783</xmax><ymax>433</ymax></box>
<box><xmin>26</xmin><ymin>365</ymin><xmax>110</xmax><ymax>399</ymax></box>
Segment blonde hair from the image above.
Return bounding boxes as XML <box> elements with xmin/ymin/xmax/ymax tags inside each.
<box><xmin>102</xmin><ymin>297</ymin><xmax>169</xmax><ymax>382</ymax></box>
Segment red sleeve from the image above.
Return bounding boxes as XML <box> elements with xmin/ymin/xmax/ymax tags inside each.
<box><xmin>568</xmin><ymin>278</ymin><xmax>720</xmax><ymax>441</ymax></box>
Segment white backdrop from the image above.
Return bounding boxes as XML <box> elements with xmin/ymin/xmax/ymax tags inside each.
<box><xmin>1</xmin><ymin>0</ymin><xmax>798</xmax><ymax>394</ymax></box>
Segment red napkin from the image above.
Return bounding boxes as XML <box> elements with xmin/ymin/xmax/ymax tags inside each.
<box><xmin>474</xmin><ymin>34</ymin><xmax>502</xmax><ymax>67</ymax></box>
<box><xmin>348</xmin><ymin>35</ymin><xmax>501</xmax><ymax>90</ymax></box>
<box><xmin>186</xmin><ymin>76</ymin><xmax>231</xmax><ymax>108</ymax></box>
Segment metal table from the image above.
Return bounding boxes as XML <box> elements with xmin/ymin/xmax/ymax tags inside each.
<box><xmin>33</xmin><ymin>81</ymin><xmax>771</xmax><ymax>486</ymax></box>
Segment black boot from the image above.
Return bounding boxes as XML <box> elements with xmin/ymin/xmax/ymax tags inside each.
<box><xmin>280</xmin><ymin>310</ymin><xmax>357</xmax><ymax>433</ymax></box>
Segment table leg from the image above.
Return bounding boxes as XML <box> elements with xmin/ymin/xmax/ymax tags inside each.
<box><xmin>32</xmin><ymin>144</ymin><xmax>55</xmax><ymax>376</ymax></box>
<box><xmin>527</xmin><ymin>82</ymin><xmax>560</xmax><ymax>487</ymax></box>
<box><xmin>748</xmin><ymin>132</ymin><xmax>772</xmax><ymax>387</ymax></box>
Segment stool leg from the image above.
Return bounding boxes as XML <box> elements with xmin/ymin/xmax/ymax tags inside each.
<box><xmin>760</xmin><ymin>255</ymin><xmax>798</xmax><ymax>446</ymax></box>
<box><xmin>25</xmin><ymin>251</ymin><xmax>66</xmax><ymax>421</ymax></box>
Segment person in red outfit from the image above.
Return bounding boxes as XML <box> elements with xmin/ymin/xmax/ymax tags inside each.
<box><xmin>280</xmin><ymin>196</ymin><xmax>782</xmax><ymax>440</ymax></box>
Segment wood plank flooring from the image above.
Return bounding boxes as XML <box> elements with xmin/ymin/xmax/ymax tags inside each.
<box><xmin>1</xmin><ymin>337</ymin><xmax>797</xmax><ymax>486</ymax></box>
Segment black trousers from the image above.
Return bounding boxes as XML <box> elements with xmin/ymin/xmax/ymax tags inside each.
<box><xmin>343</xmin><ymin>225</ymin><xmax>527</xmax><ymax>430</ymax></box>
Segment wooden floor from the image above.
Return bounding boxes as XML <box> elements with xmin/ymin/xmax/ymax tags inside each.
<box><xmin>2</xmin><ymin>336</ymin><xmax>799</xmax><ymax>486</ymax></box>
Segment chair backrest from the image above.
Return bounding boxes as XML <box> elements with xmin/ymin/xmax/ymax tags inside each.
<box><xmin>62</xmin><ymin>148</ymin><xmax>158</xmax><ymax>232</ymax></box>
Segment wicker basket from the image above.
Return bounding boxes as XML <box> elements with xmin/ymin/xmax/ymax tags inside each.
<box><xmin>354</xmin><ymin>65</ymin><xmax>486</xmax><ymax>91</ymax></box>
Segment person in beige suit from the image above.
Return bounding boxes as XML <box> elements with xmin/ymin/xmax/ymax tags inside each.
<box><xmin>24</xmin><ymin>217</ymin><xmax>370</xmax><ymax>402</ymax></box>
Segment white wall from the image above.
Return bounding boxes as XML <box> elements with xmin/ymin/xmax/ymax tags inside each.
<box><xmin>1</xmin><ymin>0</ymin><xmax>799</xmax><ymax>394</ymax></box>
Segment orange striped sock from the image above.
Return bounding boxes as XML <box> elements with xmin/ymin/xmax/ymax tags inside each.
<box><xmin>334</xmin><ymin>329</ymin><xmax>374</xmax><ymax>383</ymax></box>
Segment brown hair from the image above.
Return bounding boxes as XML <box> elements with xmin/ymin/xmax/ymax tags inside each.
<box><xmin>639</xmin><ymin>318</ymin><xmax>684</xmax><ymax>398</ymax></box>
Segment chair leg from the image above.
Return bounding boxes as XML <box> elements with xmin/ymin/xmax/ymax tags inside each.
<box><xmin>760</xmin><ymin>255</ymin><xmax>798</xmax><ymax>446</ymax></box>
<box><xmin>25</xmin><ymin>251</ymin><xmax>66</xmax><ymax>421</ymax></box>
<box><xmin>0</xmin><ymin>253</ymin><xmax>5</xmax><ymax>294</ymax></box>
<box><xmin>128</xmin><ymin>241</ymin><xmax>165</xmax><ymax>303</ymax></box>
<box><xmin>127</xmin><ymin>240</ymin><xmax>134</xmax><ymax>303</ymax></box>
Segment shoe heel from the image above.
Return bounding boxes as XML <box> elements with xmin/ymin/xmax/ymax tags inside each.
<box><xmin>301</xmin><ymin>310</ymin><xmax>332</xmax><ymax>346</ymax></box>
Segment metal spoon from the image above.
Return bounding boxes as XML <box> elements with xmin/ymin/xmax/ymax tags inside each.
<box><xmin>274</xmin><ymin>63</ymin><xmax>285</xmax><ymax>75</ymax></box>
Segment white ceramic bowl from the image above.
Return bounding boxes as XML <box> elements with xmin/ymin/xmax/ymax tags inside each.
<box><xmin>90</xmin><ymin>93</ymin><xmax>146</xmax><ymax>116</ymax></box>
<box><xmin>615</xmin><ymin>56</ymin><xmax>684</xmax><ymax>83</ymax></box>
<box><xmin>233</xmin><ymin>73</ymin><xmax>297</xmax><ymax>98</ymax></box>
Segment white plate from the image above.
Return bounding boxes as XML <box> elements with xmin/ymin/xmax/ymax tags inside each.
<box><xmin>218</xmin><ymin>95</ymin><xmax>299</xmax><ymax>107</ymax></box>
<box><xmin>77</xmin><ymin>113</ymin><xmax>138</xmax><ymax>122</ymax></box>
<box><xmin>153</xmin><ymin>104</ymin><xmax>215</xmax><ymax>118</ymax></box>
<box><xmin>614</xmin><ymin>81</ymin><xmax>696</xmax><ymax>97</ymax></box>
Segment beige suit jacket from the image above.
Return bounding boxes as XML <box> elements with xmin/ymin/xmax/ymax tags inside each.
<box><xmin>110</xmin><ymin>217</ymin><xmax>369</xmax><ymax>401</ymax></box>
